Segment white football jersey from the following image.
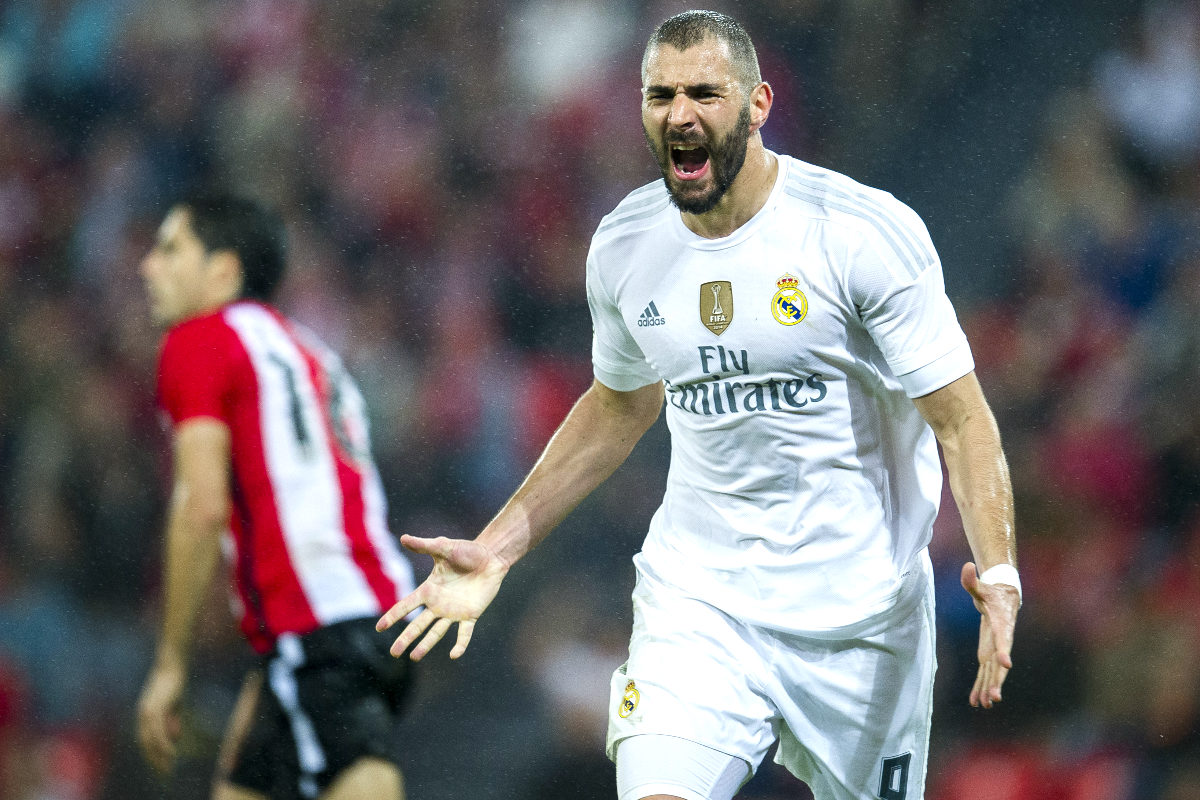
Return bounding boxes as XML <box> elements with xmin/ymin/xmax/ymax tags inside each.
<box><xmin>587</xmin><ymin>154</ymin><xmax>974</xmax><ymax>634</ymax></box>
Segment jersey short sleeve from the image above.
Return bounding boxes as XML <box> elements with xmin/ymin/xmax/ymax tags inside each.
<box><xmin>586</xmin><ymin>248</ymin><xmax>661</xmax><ymax>392</ymax></box>
<box><xmin>157</xmin><ymin>315</ymin><xmax>240</xmax><ymax>425</ymax></box>
<box><xmin>846</xmin><ymin>200</ymin><xmax>974</xmax><ymax>398</ymax></box>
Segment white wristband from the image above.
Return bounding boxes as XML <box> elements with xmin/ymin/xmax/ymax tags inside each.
<box><xmin>979</xmin><ymin>564</ymin><xmax>1022</xmax><ymax>604</ymax></box>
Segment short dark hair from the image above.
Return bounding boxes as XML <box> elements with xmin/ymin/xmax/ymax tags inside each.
<box><xmin>643</xmin><ymin>10</ymin><xmax>762</xmax><ymax>92</ymax></box>
<box><xmin>177</xmin><ymin>192</ymin><xmax>287</xmax><ymax>302</ymax></box>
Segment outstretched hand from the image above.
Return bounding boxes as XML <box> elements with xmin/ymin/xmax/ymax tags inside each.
<box><xmin>377</xmin><ymin>535</ymin><xmax>510</xmax><ymax>661</ymax></box>
<box><xmin>960</xmin><ymin>561</ymin><xmax>1020</xmax><ymax>709</ymax></box>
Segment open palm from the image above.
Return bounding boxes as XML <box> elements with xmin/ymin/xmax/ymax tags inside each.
<box><xmin>377</xmin><ymin>535</ymin><xmax>510</xmax><ymax>660</ymax></box>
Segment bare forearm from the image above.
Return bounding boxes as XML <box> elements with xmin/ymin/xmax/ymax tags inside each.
<box><xmin>915</xmin><ymin>372</ymin><xmax>1016</xmax><ymax>570</ymax></box>
<box><xmin>916</xmin><ymin>373</ymin><xmax>1018</xmax><ymax>708</ymax></box>
<box><xmin>478</xmin><ymin>380</ymin><xmax>662</xmax><ymax>565</ymax></box>
<box><xmin>940</xmin><ymin>409</ymin><xmax>1016</xmax><ymax>570</ymax></box>
<box><xmin>154</xmin><ymin>498</ymin><xmax>225</xmax><ymax>671</ymax></box>
<box><xmin>154</xmin><ymin>419</ymin><xmax>233</xmax><ymax>671</ymax></box>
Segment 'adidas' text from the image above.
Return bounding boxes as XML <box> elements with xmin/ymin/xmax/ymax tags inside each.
<box><xmin>638</xmin><ymin>301</ymin><xmax>666</xmax><ymax>327</ymax></box>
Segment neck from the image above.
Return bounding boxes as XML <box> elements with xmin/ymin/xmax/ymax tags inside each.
<box><xmin>188</xmin><ymin>289</ymin><xmax>243</xmax><ymax>323</ymax></box>
<box><xmin>681</xmin><ymin>142</ymin><xmax>778</xmax><ymax>239</ymax></box>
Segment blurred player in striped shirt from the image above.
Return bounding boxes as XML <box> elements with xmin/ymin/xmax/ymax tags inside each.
<box><xmin>136</xmin><ymin>193</ymin><xmax>415</xmax><ymax>800</ymax></box>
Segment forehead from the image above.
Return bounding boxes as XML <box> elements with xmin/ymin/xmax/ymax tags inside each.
<box><xmin>158</xmin><ymin>207</ymin><xmax>197</xmax><ymax>244</ymax></box>
<box><xmin>643</xmin><ymin>36</ymin><xmax>737</xmax><ymax>88</ymax></box>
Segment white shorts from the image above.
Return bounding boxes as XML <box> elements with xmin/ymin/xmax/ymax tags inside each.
<box><xmin>607</xmin><ymin>554</ymin><xmax>936</xmax><ymax>800</ymax></box>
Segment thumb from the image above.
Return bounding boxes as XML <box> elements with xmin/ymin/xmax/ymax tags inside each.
<box><xmin>960</xmin><ymin>562</ymin><xmax>983</xmax><ymax>600</ymax></box>
<box><xmin>399</xmin><ymin>535</ymin><xmax>449</xmax><ymax>557</ymax></box>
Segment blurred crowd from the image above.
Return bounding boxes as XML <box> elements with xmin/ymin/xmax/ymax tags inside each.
<box><xmin>0</xmin><ymin>0</ymin><xmax>1196</xmax><ymax>798</ymax></box>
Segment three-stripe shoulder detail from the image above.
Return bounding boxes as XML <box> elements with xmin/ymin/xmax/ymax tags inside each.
<box><xmin>783</xmin><ymin>166</ymin><xmax>934</xmax><ymax>280</ymax></box>
<box><xmin>596</xmin><ymin>182</ymin><xmax>671</xmax><ymax>236</ymax></box>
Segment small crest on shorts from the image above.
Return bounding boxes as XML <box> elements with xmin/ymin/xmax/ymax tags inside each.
<box><xmin>619</xmin><ymin>679</ymin><xmax>640</xmax><ymax>718</ymax></box>
<box><xmin>700</xmin><ymin>281</ymin><xmax>733</xmax><ymax>335</ymax></box>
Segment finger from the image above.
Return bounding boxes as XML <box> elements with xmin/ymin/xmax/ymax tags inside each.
<box><xmin>136</xmin><ymin>721</ymin><xmax>155</xmax><ymax>765</ymax></box>
<box><xmin>139</xmin><ymin>712</ymin><xmax>177</xmax><ymax>773</ymax></box>
<box><xmin>389</xmin><ymin>609</ymin><xmax>435</xmax><ymax>657</ymax></box>
<box><xmin>969</xmin><ymin>667</ymin><xmax>984</xmax><ymax>708</ymax></box>
<box><xmin>141</xmin><ymin>737</ymin><xmax>164</xmax><ymax>773</ymax></box>
<box><xmin>984</xmin><ymin>653</ymin><xmax>1011</xmax><ymax>705</ymax></box>
<box><xmin>449</xmin><ymin>620</ymin><xmax>476</xmax><ymax>659</ymax></box>
<box><xmin>398</xmin><ymin>534</ymin><xmax>452</xmax><ymax>557</ymax></box>
<box><xmin>974</xmin><ymin>653</ymin><xmax>1009</xmax><ymax>709</ymax></box>
<box><xmin>377</xmin><ymin>590</ymin><xmax>425</xmax><ymax>632</ymax></box>
<box><xmin>152</xmin><ymin>736</ymin><xmax>177</xmax><ymax>774</ymax></box>
<box><xmin>992</xmin><ymin>647</ymin><xmax>1014</xmax><ymax>671</ymax></box>
<box><xmin>411</xmin><ymin>618</ymin><xmax>453</xmax><ymax>661</ymax></box>
<box><xmin>980</xmin><ymin>660</ymin><xmax>996</xmax><ymax>708</ymax></box>
<box><xmin>137</xmin><ymin>706</ymin><xmax>163</xmax><ymax>752</ymax></box>
<box><xmin>970</xmin><ymin>620</ymin><xmax>992</xmax><ymax>708</ymax></box>
<box><xmin>155</xmin><ymin>717</ymin><xmax>178</xmax><ymax>770</ymax></box>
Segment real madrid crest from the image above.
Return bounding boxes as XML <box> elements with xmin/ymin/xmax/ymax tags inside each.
<box><xmin>771</xmin><ymin>273</ymin><xmax>807</xmax><ymax>326</ymax></box>
<box><xmin>700</xmin><ymin>281</ymin><xmax>733</xmax><ymax>335</ymax></box>
<box><xmin>619</xmin><ymin>679</ymin><xmax>640</xmax><ymax>718</ymax></box>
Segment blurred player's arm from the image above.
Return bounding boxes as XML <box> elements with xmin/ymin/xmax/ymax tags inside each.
<box><xmin>378</xmin><ymin>378</ymin><xmax>664</xmax><ymax>660</ymax></box>
<box><xmin>137</xmin><ymin>418</ymin><xmax>231</xmax><ymax>773</ymax></box>
<box><xmin>913</xmin><ymin>371</ymin><xmax>1020</xmax><ymax>710</ymax></box>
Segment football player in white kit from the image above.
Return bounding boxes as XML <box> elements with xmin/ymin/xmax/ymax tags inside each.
<box><xmin>378</xmin><ymin>10</ymin><xmax>1021</xmax><ymax>800</ymax></box>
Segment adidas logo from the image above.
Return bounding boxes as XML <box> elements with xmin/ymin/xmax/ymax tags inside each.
<box><xmin>637</xmin><ymin>301</ymin><xmax>666</xmax><ymax>327</ymax></box>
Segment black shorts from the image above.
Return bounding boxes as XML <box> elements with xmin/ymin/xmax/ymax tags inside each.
<box><xmin>227</xmin><ymin>617</ymin><xmax>414</xmax><ymax>800</ymax></box>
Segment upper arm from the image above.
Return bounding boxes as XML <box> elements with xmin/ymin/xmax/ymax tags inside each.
<box><xmin>171</xmin><ymin>418</ymin><xmax>233</xmax><ymax>527</ymax></box>
<box><xmin>586</xmin><ymin>248</ymin><xmax>661</xmax><ymax>393</ymax></box>
<box><xmin>158</xmin><ymin>319</ymin><xmax>238</xmax><ymax>426</ymax></box>
<box><xmin>912</xmin><ymin>371</ymin><xmax>995</xmax><ymax>443</ymax></box>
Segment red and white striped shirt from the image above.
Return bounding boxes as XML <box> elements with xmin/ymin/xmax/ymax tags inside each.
<box><xmin>157</xmin><ymin>301</ymin><xmax>414</xmax><ymax>653</ymax></box>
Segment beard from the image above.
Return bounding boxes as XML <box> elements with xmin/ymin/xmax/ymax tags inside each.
<box><xmin>645</xmin><ymin>104</ymin><xmax>753</xmax><ymax>215</ymax></box>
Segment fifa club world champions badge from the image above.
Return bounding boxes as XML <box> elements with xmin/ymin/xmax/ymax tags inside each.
<box><xmin>771</xmin><ymin>273</ymin><xmax>807</xmax><ymax>326</ymax></box>
<box><xmin>619</xmin><ymin>680</ymin><xmax>640</xmax><ymax>718</ymax></box>
<box><xmin>700</xmin><ymin>281</ymin><xmax>733</xmax><ymax>335</ymax></box>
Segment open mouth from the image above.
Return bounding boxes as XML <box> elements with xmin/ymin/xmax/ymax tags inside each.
<box><xmin>670</xmin><ymin>144</ymin><xmax>710</xmax><ymax>181</ymax></box>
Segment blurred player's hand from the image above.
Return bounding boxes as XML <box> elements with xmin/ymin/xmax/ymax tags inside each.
<box><xmin>377</xmin><ymin>535</ymin><xmax>510</xmax><ymax>661</ymax></box>
<box><xmin>960</xmin><ymin>562</ymin><xmax>1020</xmax><ymax>709</ymax></box>
<box><xmin>137</xmin><ymin>660</ymin><xmax>186</xmax><ymax>773</ymax></box>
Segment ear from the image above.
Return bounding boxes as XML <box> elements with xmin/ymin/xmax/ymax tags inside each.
<box><xmin>207</xmin><ymin>250</ymin><xmax>245</xmax><ymax>303</ymax></box>
<box><xmin>749</xmin><ymin>81</ymin><xmax>773</xmax><ymax>134</ymax></box>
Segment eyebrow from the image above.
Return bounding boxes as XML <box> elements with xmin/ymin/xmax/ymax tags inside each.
<box><xmin>643</xmin><ymin>82</ymin><xmax>727</xmax><ymax>96</ymax></box>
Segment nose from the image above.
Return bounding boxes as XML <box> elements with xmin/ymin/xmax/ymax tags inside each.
<box><xmin>666</xmin><ymin>92</ymin><xmax>697</xmax><ymax>130</ymax></box>
<box><xmin>140</xmin><ymin>251</ymin><xmax>157</xmax><ymax>280</ymax></box>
